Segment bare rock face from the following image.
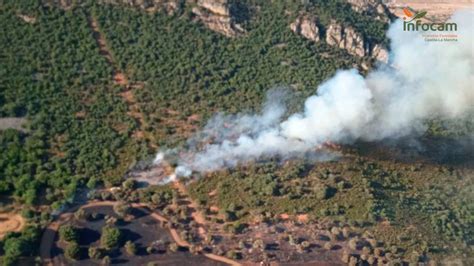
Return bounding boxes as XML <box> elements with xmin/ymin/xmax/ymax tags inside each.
<box><xmin>346</xmin><ymin>0</ymin><xmax>390</xmax><ymax>22</ymax></box>
<box><xmin>197</xmin><ymin>0</ymin><xmax>229</xmax><ymax>16</ymax></box>
<box><xmin>99</xmin><ymin>0</ymin><xmax>182</xmax><ymax>14</ymax></box>
<box><xmin>325</xmin><ymin>20</ymin><xmax>389</xmax><ymax>62</ymax></box>
<box><xmin>291</xmin><ymin>16</ymin><xmax>389</xmax><ymax>63</ymax></box>
<box><xmin>290</xmin><ymin>16</ymin><xmax>320</xmax><ymax>42</ymax></box>
<box><xmin>370</xmin><ymin>44</ymin><xmax>389</xmax><ymax>63</ymax></box>
<box><xmin>43</xmin><ymin>0</ymin><xmax>244</xmax><ymax>36</ymax></box>
<box><xmin>17</xmin><ymin>14</ymin><xmax>37</xmax><ymax>24</ymax></box>
<box><xmin>326</xmin><ymin>21</ymin><xmax>366</xmax><ymax>57</ymax></box>
<box><xmin>191</xmin><ymin>7</ymin><xmax>244</xmax><ymax>37</ymax></box>
<box><xmin>192</xmin><ymin>0</ymin><xmax>245</xmax><ymax>37</ymax></box>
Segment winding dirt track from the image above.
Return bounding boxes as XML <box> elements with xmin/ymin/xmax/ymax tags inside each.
<box><xmin>173</xmin><ymin>181</ymin><xmax>208</xmax><ymax>236</ymax></box>
<box><xmin>39</xmin><ymin>201</ymin><xmax>241</xmax><ymax>266</ymax></box>
<box><xmin>172</xmin><ymin>181</ymin><xmax>242</xmax><ymax>266</ymax></box>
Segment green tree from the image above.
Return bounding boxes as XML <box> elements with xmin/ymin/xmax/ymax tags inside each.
<box><xmin>102</xmin><ymin>255</ymin><xmax>111</xmax><ymax>265</ymax></box>
<box><xmin>122</xmin><ymin>179</ymin><xmax>136</xmax><ymax>190</ymax></box>
<box><xmin>151</xmin><ymin>193</ymin><xmax>165</xmax><ymax>206</ymax></box>
<box><xmin>74</xmin><ymin>208</ymin><xmax>87</xmax><ymax>220</ymax></box>
<box><xmin>59</xmin><ymin>225</ymin><xmax>79</xmax><ymax>243</ymax></box>
<box><xmin>100</xmin><ymin>226</ymin><xmax>122</xmax><ymax>249</ymax></box>
<box><xmin>113</xmin><ymin>202</ymin><xmax>131</xmax><ymax>218</ymax></box>
<box><xmin>315</xmin><ymin>184</ymin><xmax>334</xmax><ymax>200</ymax></box>
<box><xmin>65</xmin><ymin>242</ymin><xmax>81</xmax><ymax>260</ymax></box>
<box><xmin>3</xmin><ymin>238</ymin><xmax>28</xmax><ymax>259</ymax></box>
<box><xmin>88</xmin><ymin>246</ymin><xmax>103</xmax><ymax>260</ymax></box>
<box><xmin>124</xmin><ymin>240</ymin><xmax>137</xmax><ymax>255</ymax></box>
<box><xmin>1</xmin><ymin>255</ymin><xmax>17</xmax><ymax>266</ymax></box>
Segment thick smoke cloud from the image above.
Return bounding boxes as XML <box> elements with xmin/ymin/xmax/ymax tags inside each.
<box><xmin>156</xmin><ymin>10</ymin><xmax>474</xmax><ymax>176</ymax></box>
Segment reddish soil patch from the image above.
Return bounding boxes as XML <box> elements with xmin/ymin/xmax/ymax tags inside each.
<box><xmin>159</xmin><ymin>110</ymin><xmax>199</xmax><ymax>139</ymax></box>
<box><xmin>119</xmin><ymin>90</ymin><xmax>134</xmax><ymax>102</ymax></box>
<box><xmin>208</xmin><ymin>189</ymin><xmax>217</xmax><ymax>197</ymax></box>
<box><xmin>50</xmin><ymin>150</ymin><xmax>66</xmax><ymax>158</ymax></box>
<box><xmin>297</xmin><ymin>214</ymin><xmax>309</xmax><ymax>223</ymax></box>
<box><xmin>380</xmin><ymin>219</ymin><xmax>392</xmax><ymax>227</ymax></box>
<box><xmin>132</xmin><ymin>130</ymin><xmax>145</xmax><ymax>139</ymax></box>
<box><xmin>0</xmin><ymin>213</ymin><xmax>25</xmax><ymax>238</ymax></box>
<box><xmin>112</xmin><ymin>122</ymin><xmax>129</xmax><ymax>134</ymax></box>
<box><xmin>74</xmin><ymin>111</ymin><xmax>86</xmax><ymax>118</ymax></box>
<box><xmin>89</xmin><ymin>17</ymin><xmax>114</xmax><ymax>66</ymax></box>
<box><xmin>187</xmin><ymin>114</ymin><xmax>201</xmax><ymax>122</ymax></box>
<box><xmin>49</xmin><ymin>134</ymin><xmax>67</xmax><ymax>158</ymax></box>
<box><xmin>173</xmin><ymin>182</ymin><xmax>207</xmax><ymax>226</ymax></box>
<box><xmin>165</xmin><ymin>109</ymin><xmax>180</xmax><ymax>115</ymax></box>
<box><xmin>113</xmin><ymin>72</ymin><xmax>128</xmax><ymax>86</ymax></box>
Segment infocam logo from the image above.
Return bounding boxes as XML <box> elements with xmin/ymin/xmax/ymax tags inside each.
<box><xmin>402</xmin><ymin>7</ymin><xmax>457</xmax><ymax>32</ymax></box>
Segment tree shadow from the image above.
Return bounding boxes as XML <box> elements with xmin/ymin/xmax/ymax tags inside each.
<box><xmin>121</xmin><ymin>228</ymin><xmax>142</xmax><ymax>242</ymax></box>
<box><xmin>130</xmin><ymin>208</ymin><xmax>148</xmax><ymax>219</ymax></box>
<box><xmin>78</xmin><ymin>227</ymin><xmax>101</xmax><ymax>245</ymax></box>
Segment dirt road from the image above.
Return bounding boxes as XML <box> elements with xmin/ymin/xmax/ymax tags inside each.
<box><xmin>39</xmin><ymin>200</ymin><xmax>241</xmax><ymax>266</ymax></box>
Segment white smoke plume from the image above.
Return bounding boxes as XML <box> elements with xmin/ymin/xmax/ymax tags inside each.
<box><xmin>157</xmin><ymin>10</ymin><xmax>474</xmax><ymax>176</ymax></box>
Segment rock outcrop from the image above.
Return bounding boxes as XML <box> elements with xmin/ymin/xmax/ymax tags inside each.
<box><xmin>370</xmin><ymin>43</ymin><xmax>389</xmax><ymax>63</ymax></box>
<box><xmin>290</xmin><ymin>16</ymin><xmax>389</xmax><ymax>63</ymax></box>
<box><xmin>346</xmin><ymin>0</ymin><xmax>391</xmax><ymax>22</ymax></box>
<box><xmin>191</xmin><ymin>0</ymin><xmax>245</xmax><ymax>37</ymax></box>
<box><xmin>99</xmin><ymin>0</ymin><xmax>182</xmax><ymax>14</ymax></box>
<box><xmin>326</xmin><ymin>21</ymin><xmax>366</xmax><ymax>58</ymax></box>
<box><xmin>43</xmin><ymin>0</ymin><xmax>245</xmax><ymax>36</ymax></box>
<box><xmin>197</xmin><ymin>0</ymin><xmax>229</xmax><ymax>16</ymax></box>
<box><xmin>290</xmin><ymin>16</ymin><xmax>320</xmax><ymax>42</ymax></box>
<box><xmin>17</xmin><ymin>14</ymin><xmax>37</xmax><ymax>24</ymax></box>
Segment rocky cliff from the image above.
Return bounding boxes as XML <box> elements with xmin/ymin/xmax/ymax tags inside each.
<box><xmin>99</xmin><ymin>0</ymin><xmax>182</xmax><ymax>14</ymax></box>
<box><xmin>326</xmin><ymin>21</ymin><xmax>366</xmax><ymax>58</ymax></box>
<box><xmin>191</xmin><ymin>0</ymin><xmax>245</xmax><ymax>37</ymax></box>
<box><xmin>44</xmin><ymin>0</ymin><xmax>391</xmax><ymax>58</ymax></box>
<box><xmin>44</xmin><ymin>0</ymin><xmax>245</xmax><ymax>37</ymax></box>
<box><xmin>346</xmin><ymin>0</ymin><xmax>391</xmax><ymax>22</ymax></box>
<box><xmin>290</xmin><ymin>16</ymin><xmax>389</xmax><ymax>63</ymax></box>
<box><xmin>290</xmin><ymin>16</ymin><xmax>320</xmax><ymax>43</ymax></box>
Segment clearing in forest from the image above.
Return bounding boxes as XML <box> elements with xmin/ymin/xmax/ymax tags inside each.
<box><xmin>0</xmin><ymin>212</ymin><xmax>26</xmax><ymax>238</ymax></box>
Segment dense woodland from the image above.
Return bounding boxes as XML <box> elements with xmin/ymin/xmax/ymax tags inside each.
<box><xmin>1</xmin><ymin>0</ymin><xmax>375</xmax><ymax>207</ymax></box>
<box><xmin>0</xmin><ymin>0</ymin><xmax>472</xmax><ymax>264</ymax></box>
